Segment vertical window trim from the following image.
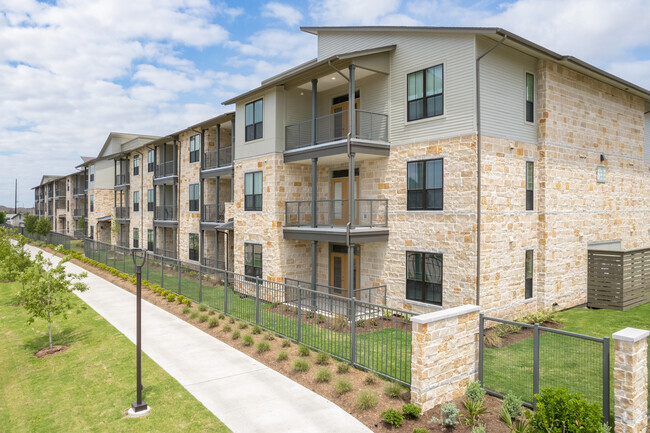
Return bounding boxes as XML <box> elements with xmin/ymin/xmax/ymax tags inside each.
<box><xmin>406</xmin><ymin>158</ymin><xmax>444</xmax><ymax>211</ymax></box>
<box><xmin>147</xmin><ymin>189</ymin><xmax>154</xmax><ymax>212</ymax></box>
<box><xmin>525</xmin><ymin>72</ymin><xmax>535</xmax><ymax>123</ymax></box>
<box><xmin>405</xmin><ymin>251</ymin><xmax>443</xmax><ymax>305</ymax></box>
<box><xmin>89</xmin><ymin>165</ymin><xmax>95</xmax><ymax>182</ymax></box>
<box><xmin>244</xmin><ymin>243</ymin><xmax>263</xmax><ymax>280</ymax></box>
<box><xmin>245</xmin><ymin>99</ymin><xmax>263</xmax><ymax>142</ymax></box>
<box><xmin>133</xmin><ymin>154</ymin><xmax>140</xmax><ymax>176</ymax></box>
<box><xmin>244</xmin><ymin>171</ymin><xmax>263</xmax><ymax>211</ymax></box>
<box><xmin>148</xmin><ymin>150</ymin><xmax>155</xmax><ymax>172</ymax></box>
<box><xmin>526</xmin><ymin>161</ymin><xmax>534</xmax><ymax>211</ymax></box>
<box><xmin>189</xmin><ymin>135</ymin><xmax>200</xmax><ymax>163</ymax></box>
<box><xmin>133</xmin><ymin>190</ymin><xmax>140</xmax><ymax>212</ymax></box>
<box><xmin>189</xmin><ymin>183</ymin><xmax>199</xmax><ymax>212</ymax></box>
<box><xmin>406</xmin><ymin>64</ymin><xmax>444</xmax><ymax>122</ymax></box>
<box><xmin>525</xmin><ymin>249</ymin><xmax>534</xmax><ymax>299</ymax></box>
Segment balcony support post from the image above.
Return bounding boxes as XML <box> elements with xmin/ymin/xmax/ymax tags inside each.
<box><xmin>215</xmin><ymin>230</ymin><xmax>220</xmax><ymax>269</ymax></box>
<box><xmin>311</xmin><ymin>158</ymin><xmax>317</xmax><ymax>228</ymax></box>
<box><xmin>217</xmin><ymin>123</ymin><xmax>221</xmax><ymax>168</ymax></box>
<box><xmin>311</xmin><ymin>240</ymin><xmax>317</xmax><ymax>309</ymax></box>
<box><xmin>348</xmin><ymin>153</ymin><xmax>355</xmax><ymax>230</ymax></box>
<box><xmin>216</xmin><ymin>176</ymin><xmax>220</xmax><ymax>223</ymax></box>
<box><xmin>348</xmin><ymin>64</ymin><xmax>356</xmax><ymax>139</ymax></box>
<box><xmin>200</xmin><ymin>128</ymin><xmax>205</xmax><ymax>170</ymax></box>
<box><xmin>200</xmin><ymin>178</ymin><xmax>204</xmax><ymax>222</ymax></box>
<box><xmin>348</xmin><ymin>242</ymin><xmax>355</xmax><ymax>301</ymax></box>
<box><xmin>311</xmin><ymin>78</ymin><xmax>317</xmax><ymax>146</ymax></box>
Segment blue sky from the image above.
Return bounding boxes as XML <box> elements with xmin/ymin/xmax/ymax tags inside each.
<box><xmin>1</xmin><ymin>0</ymin><xmax>649</xmax><ymax>207</ymax></box>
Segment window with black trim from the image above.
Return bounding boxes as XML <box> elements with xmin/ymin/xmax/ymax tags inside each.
<box><xmin>189</xmin><ymin>233</ymin><xmax>199</xmax><ymax>261</ymax></box>
<box><xmin>526</xmin><ymin>73</ymin><xmax>534</xmax><ymax>123</ymax></box>
<box><xmin>526</xmin><ymin>161</ymin><xmax>534</xmax><ymax>211</ymax></box>
<box><xmin>244</xmin><ymin>243</ymin><xmax>262</xmax><ymax>280</ymax></box>
<box><xmin>90</xmin><ymin>226</ymin><xmax>94</xmax><ymax>239</ymax></box>
<box><xmin>89</xmin><ymin>165</ymin><xmax>95</xmax><ymax>182</ymax></box>
<box><xmin>525</xmin><ymin>249</ymin><xmax>533</xmax><ymax>299</ymax></box>
<box><xmin>147</xmin><ymin>229</ymin><xmax>154</xmax><ymax>251</ymax></box>
<box><xmin>189</xmin><ymin>135</ymin><xmax>200</xmax><ymax>163</ymax></box>
<box><xmin>133</xmin><ymin>190</ymin><xmax>140</xmax><ymax>212</ymax></box>
<box><xmin>148</xmin><ymin>150</ymin><xmax>155</xmax><ymax>172</ymax></box>
<box><xmin>406</xmin><ymin>252</ymin><xmax>442</xmax><ymax>305</ymax></box>
<box><xmin>66</xmin><ymin>200</ymin><xmax>69</xmax><ymax>211</ymax></box>
<box><xmin>189</xmin><ymin>184</ymin><xmax>199</xmax><ymax>211</ymax></box>
<box><xmin>133</xmin><ymin>154</ymin><xmax>140</xmax><ymax>176</ymax></box>
<box><xmin>147</xmin><ymin>189</ymin><xmax>154</xmax><ymax>211</ymax></box>
<box><xmin>90</xmin><ymin>194</ymin><xmax>94</xmax><ymax>212</ymax></box>
<box><xmin>407</xmin><ymin>64</ymin><xmax>443</xmax><ymax>121</ymax></box>
<box><xmin>244</xmin><ymin>172</ymin><xmax>262</xmax><ymax>211</ymax></box>
<box><xmin>407</xmin><ymin>159</ymin><xmax>443</xmax><ymax>210</ymax></box>
<box><xmin>245</xmin><ymin>99</ymin><xmax>263</xmax><ymax>141</ymax></box>
<box><xmin>133</xmin><ymin>227</ymin><xmax>139</xmax><ymax>248</ymax></box>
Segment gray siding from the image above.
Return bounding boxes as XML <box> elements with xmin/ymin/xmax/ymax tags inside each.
<box><xmin>478</xmin><ymin>37</ymin><xmax>538</xmax><ymax>143</ymax></box>
<box><xmin>645</xmin><ymin>112</ymin><xmax>650</xmax><ymax>164</ymax></box>
<box><xmin>235</xmin><ymin>88</ymin><xmax>284</xmax><ymax>160</ymax></box>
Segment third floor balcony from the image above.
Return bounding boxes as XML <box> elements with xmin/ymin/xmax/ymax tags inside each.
<box><xmin>202</xmin><ymin>147</ymin><xmax>232</xmax><ymax>173</ymax></box>
<box><xmin>154</xmin><ymin>205</ymin><xmax>177</xmax><ymax>223</ymax></box>
<box><xmin>114</xmin><ymin>173</ymin><xmax>130</xmax><ymax>188</ymax></box>
<box><xmin>201</xmin><ymin>203</ymin><xmax>226</xmax><ymax>224</ymax></box>
<box><xmin>115</xmin><ymin>206</ymin><xmax>129</xmax><ymax>220</ymax></box>
<box><xmin>154</xmin><ymin>160</ymin><xmax>177</xmax><ymax>180</ymax></box>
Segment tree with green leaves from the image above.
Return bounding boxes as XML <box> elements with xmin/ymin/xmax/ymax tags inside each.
<box><xmin>24</xmin><ymin>214</ymin><xmax>38</xmax><ymax>233</ymax></box>
<box><xmin>34</xmin><ymin>216</ymin><xmax>52</xmax><ymax>236</ymax></box>
<box><xmin>20</xmin><ymin>247</ymin><xmax>89</xmax><ymax>349</ymax></box>
<box><xmin>0</xmin><ymin>211</ymin><xmax>6</xmax><ymax>224</ymax></box>
<box><xmin>0</xmin><ymin>228</ymin><xmax>33</xmax><ymax>292</ymax></box>
<box><xmin>76</xmin><ymin>215</ymin><xmax>85</xmax><ymax>231</ymax></box>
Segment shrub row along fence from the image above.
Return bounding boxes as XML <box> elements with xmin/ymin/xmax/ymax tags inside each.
<box><xmin>83</xmin><ymin>238</ymin><xmax>413</xmax><ymax>384</ymax></box>
<box><xmin>479</xmin><ymin>314</ymin><xmax>611</xmax><ymax>422</ymax></box>
<box><xmin>12</xmin><ymin>227</ymin><xmax>71</xmax><ymax>251</ymax></box>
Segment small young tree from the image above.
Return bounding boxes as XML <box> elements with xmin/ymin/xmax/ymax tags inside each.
<box><xmin>0</xmin><ymin>228</ymin><xmax>33</xmax><ymax>292</ymax></box>
<box><xmin>34</xmin><ymin>216</ymin><xmax>52</xmax><ymax>237</ymax></box>
<box><xmin>0</xmin><ymin>211</ymin><xmax>6</xmax><ymax>224</ymax></box>
<box><xmin>20</xmin><ymin>248</ymin><xmax>88</xmax><ymax>349</ymax></box>
<box><xmin>76</xmin><ymin>215</ymin><xmax>85</xmax><ymax>231</ymax></box>
<box><xmin>24</xmin><ymin>214</ymin><xmax>37</xmax><ymax>233</ymax></box>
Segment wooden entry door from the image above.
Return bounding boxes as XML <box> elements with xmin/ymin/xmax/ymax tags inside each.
<box><xmin>330</xmin><ymin>248</ymin><xmax>360</xmax><ymax>299</ymax></box>
<box><xmin>330</xmin><ymin>173</ymin><xmax>359</xmax><ymax>226</ymax></box>
<box><xmin>331</xmin><ymin>98</ymin><xmax>360</xmax><ymax>139</ymax></box>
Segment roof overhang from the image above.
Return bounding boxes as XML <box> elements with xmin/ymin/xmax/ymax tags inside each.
<box><xmin>96</xmin><ymin>215</ymin><xmax>112</xmax><ymax>222</ymax></box>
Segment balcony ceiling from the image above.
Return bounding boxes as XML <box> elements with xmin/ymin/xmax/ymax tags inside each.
<box><xmin>295</xmin><ymin>68</ymin><xmax>376</xmax><ymax>92</ymax></box>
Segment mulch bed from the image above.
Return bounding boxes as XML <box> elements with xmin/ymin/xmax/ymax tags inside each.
<box><xmin>34</xmin><ymin>345</ymin><xmax>68</xmax><ymax>358</ymax></box>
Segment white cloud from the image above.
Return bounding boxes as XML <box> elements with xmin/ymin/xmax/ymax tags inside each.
<box><xmin>262</xmin><ymin>2</ymin><xmax>304</xmax><ymax>27</ymax></box>
<box><xmin>309</xmin><ymin>0</ymin><xmax>421</xmax><ymax>25</ymax></box>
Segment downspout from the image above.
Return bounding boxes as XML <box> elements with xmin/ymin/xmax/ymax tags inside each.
<box><xmin>475</xmin><ymin>35</ymin><xmax>507</xmax><ymax>306</ymax></box>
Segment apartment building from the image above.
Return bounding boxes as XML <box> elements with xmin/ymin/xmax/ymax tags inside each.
<box><xmin>33</xmin><ymin>26</ymin><xmax>650</xmax><ymax>318</ymax></box>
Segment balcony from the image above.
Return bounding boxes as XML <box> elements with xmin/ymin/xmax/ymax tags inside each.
<box><xmin>115</xmin><ymin>206</ymin><xmax>129</xmax><ymax>220</ymax></box>
<box><xmin>284</xmin><ymin>110</ymin><xmax>389</xmax><ymax>162</ymax></box>
<box><xmin>73</xmin><ymin>187</ymin><xmax>85</xmax><ymax>197</ymax></box>
<box><xmin>202</xmin><ymin>203</ymin><xmax>225</xmax><ymax>224</ymax></box>
<box><xmin>114</xmin><ymin>174</ymin><xmax>129</xmax><ymax>188</ymax></box>
<box><xmin>155</xmin><ymin>248</ymin><xmax>177</xmax><ymax>259</ymax></box>
<box><xmin>154</xmin><ymin>161</ymin><xmax>177</xmax><ymax>179</ymax></box>
<box><xmin>284</xmin><ymin>199</ymin><xmax>389</xmax><ymax>243</ymax></box>
<box><xmin>154</xmin><ymin>205</ymin><xmax>177</xmax><ymax>222</ymax></box>
<box><xmin>203</xmin><ymin>147</ymin><xmax>232</xmax><ymax>169</ymax></box>
<box><xmin>73</xmin><ymin>208</ymin><xmax>86</xmax><ymax>218</ymax></box>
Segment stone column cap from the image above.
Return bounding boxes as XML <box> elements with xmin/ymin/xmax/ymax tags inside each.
<box><xmin>612</xmin><ymin>327</ymin><xmax>650</xmax><ymax>343</ymax></box>
<box><xmin>412</xmin><ymin>305</ymin><xmax>481</xmax><ymax>324</ymax></box>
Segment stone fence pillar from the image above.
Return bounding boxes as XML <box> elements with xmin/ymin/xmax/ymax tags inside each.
<box><xmin>613</xmin><ymin>327</ymin><xmax>649</xmax><ymax>433</ymax></box>
<box><xmin>411</xmin><ymin>305</ymin><xmax>481</xmax><ymax>411</ymax></box>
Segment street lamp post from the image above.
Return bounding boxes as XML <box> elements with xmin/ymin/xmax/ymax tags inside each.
<box><xmin>128</xmin><ymin>248</ymin><xmax>150</xmax><ymax>417</ymax></box>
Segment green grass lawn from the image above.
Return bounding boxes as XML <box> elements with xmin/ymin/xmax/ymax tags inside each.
<box><xmin>0</xmin><ymin>281</ymin><xmax>230</xmax><ymax>433</ymax></box>
<box><xmin>483</xmin><ymin>302</ymin><xmax>650</xmax><ymax>417</ymax></box>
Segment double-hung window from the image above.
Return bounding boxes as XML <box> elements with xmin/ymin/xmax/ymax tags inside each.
<box><xmin>90</xmin><ymin>194</ymin><xmax>94</xmax><ymax>212</ymax></box>
<box><xmin>526</xmin><ymin>161</ymin><xmax>534</xmax><ymax>211</ymax></box>
<box><xmin>244</xmin><ymin>172</ymin><xmax>262</xmax><ymax>211</ymax></box>
<box><xmin>133</xmin><ymin>228</ymin><xmax>139</xmax><ymax>248</ymax></box>
<box><xmin>189</xmin><ymin>184</ymin><xmax>199</xmax><ymax>212</ymax></box>
<box><xmin>407</xmin><ymin>64</ymin><xmax>443</xmax><ymax>121</ymax></box>
<box><xmin>407</xmin><ymin>159</ymin><xmax>443</xmax><ymax>210</ymax></box>
<box><xmin>406</xmin><ymin>252</ymin><xmax>443</xmax><ymax>305</ymax></box>
<box><xmin>133</xmin><ymin>155</ymin><xmax>140</xmax><ymax>176</ymax></box>
<box><xmin>526</xmin><ymin>73</ymin><xmax>535</xmax><ymax>123</ymax></box>
<box><xmin>189</xmin><ymin>135</ymin><xmax>200</xmax><ymax>163</ymax></box>
<box><xmin>89</xmin><ymin>165</ymin><xmax>95</xmax><ymax>182</ymax></box>
<box><xmin>133</xmin><ymin>190</ymin><xmax>140</xmax><ymax>212</ymax></box>
<box><xmin>244</xmin><ymin>243</ymin><xmax>262</xmax><ymax>280</ymax></box>
<box><xmin>525</xmin><ymin>250</ymin><xmax>533</xmax><ymax>299</ymax></box>
<box><xmin>147</xmin><ymin>229</ymin><xmax>154</xmax><ymax>251</ymax></box>
<box><xmin>148</xmin><ymin>150</ymin><xmax>155</xmax><ymax>172</ymax></box>
<box><xmin>147</xmin><ymin>189</ymin><xmax>154</xmax><ymax>212</ymax></box>
<box><xmin>188</xmin><ymin>233</ymin><xmax>199</xmax><ymax>261</ymax></box>
<box><xmin>245</xmin><ymin>99</ymin><xmax>263</xmax><ymax>141</ymax></box>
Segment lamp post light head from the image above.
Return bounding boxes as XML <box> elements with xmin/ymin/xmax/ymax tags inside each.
<box><xmin>131</xmin><ymin>248</ymin><xmax>147</xmax><ymax>268</ymax></box>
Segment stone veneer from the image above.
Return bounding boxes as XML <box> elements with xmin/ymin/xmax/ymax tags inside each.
<box><xmin>612</xmin><ymin>328</ymin><xmax>649</xmax><ymax>433</ymax></box>
<box><xmin>410</xmin><ymin>305</ymin><xmax>481</xmax><ymax>411</ymax></box>
<box><xmin>87</xmin><ymin>188</ymin><xmax>113</xmax><ymax>243</ymax></box>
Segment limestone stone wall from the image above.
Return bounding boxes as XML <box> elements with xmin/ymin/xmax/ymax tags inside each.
<box><xmin>612</xmin><ymin>328</ymin><xmax>649</xmax><ymax>433</ymax></box>
<box><xmin>178</xmin><ymin>130</ymin><xmax>201</xmax><ymax>262</ymax></box>
<box><xmin>127</xmin><ymin>148</ymin><xmax>154</xmax><ymax>250</ymax></box>
<box><xmin>88</xmin><ymin>188</ymin><xmax>113</xmax><ymax>242</ymax></box>
<box><xmin>411</xmin><ymin>305</ymin><xmax>480</xmax><ymax>411</ymax></box>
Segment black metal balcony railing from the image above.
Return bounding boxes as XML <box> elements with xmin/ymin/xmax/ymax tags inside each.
<box><xmin>115</xmin><ymin>173</ymin><xmax>129</xmax><ymax>186</ymax></box>
<box><xmin>115</xmin><ymin>207</ymin><xmax>129</xmax><ymax>219</ymax></box>
<box><xmin>155</xmin><ymin>160</ymin><xmax>176</xmax><ymax>178</ymax></box>
<box><xmin>202</xmin><ymin>147</ymin><xmax>232</xmax><ymax>170</ymax></box>
<box><xmin>74</xmin><ymin>208</ymin><xmax>86</xmax><ymax>217</ymax></box>
<box><xmin>285</xmin><ymin>199</ymin><xmax>388</xmax><ymax>228</ymax></box>
<box><xmin>201</xmin><ymin>257</ymin><xmax>225</xmax><ymax>270</ymax></box>
<box><xmin>155</xmin><ymin>205</ymin><xmax>177</xmax><ymax>221</ymax></box>
<box><xmin>202</xmin><ymin>203</ymin><xmax>225</xmax><ymax>223</ymax></box>
<box><xmin>285</xmin><ymin>110</ymin><xmax>388</xmax><ymax>151</ymax></box>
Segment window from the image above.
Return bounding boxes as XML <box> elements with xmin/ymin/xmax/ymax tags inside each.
<box><xmin>407</xmin><ymin>159</ymin><xmax>443</xmax><ymax>210</ymax></box>
<box><xmin>244</xmin><ymin>243</ymin><xmax>262</xmax><ymax>280</ymax></box>
<box><xmin>189</xmin><ymin>184</ymin><xmax>199</xmax><ymax>211</ymax></box>
<box><xmin>147</xmin><ymin>229</ymin><xmax>154</xmax><ymax>251</ymax></box>
<box><xmin>526</xmin><ymin>73</ymin><xmax>534</xmax><ymax>123</ymax></box>
<box><xmin>525</xmin><ymin>249</ymin><xmax>533</xmax><ymax>299</ymax></box>
<box><xmin>66</xmin><ymin>221</ymin><xmax>69</xmax><ymax>233</ymax></box>
<box><xmin>89</xmin><ymin>165</ymin><xmax>95</xmax><ymax>182</ymax></box>
<box><xmin>188</xmin><ymin>233</ymin><xmax>199</xmax><ymax>261</ymax></box>
<box><xmin>90</xmin><ymin>225</ymin><xmax>94</xmax><ymax>239</ymax></box>
<box><xmin>148</xmin><ymin>150</ymin><xmax>155</xmax><ymax>172</ymax></box>
<box><xmin>133</xmin><ymin>190</ymin><xmax>140</xmax><ymax>212</ymax></box>
<box><xmin>189</xmin><ymin>135</ymin><xmax>200</xmax><ymax>163</ymax></box>
<box><xmin>66</xmin><ymin>200</ymin><xmax>69</xmax><ymax>211</ymax></box>
<box><xmin>133</xmin><ymin>228</ymin><xmax>139</xmax><ymax>248</ymax></box>
<box><xmin>526</xmin><ymin>161</ymin><xmax>534</xmax><ymax>211</ymax></box>
<box><xmin>406</xmin><ymin>252</ymin><xmax>443</xmax><ymax>305</ymax></box>
<box><xmin>67</xmin><ymin>179</ymin><xmax>70</xmax><ymax>191</ymax></box>
<box><xmin>407</xmin><ymin>64</ymin><xmax>443</xmax><ymax>121</ymax></box>
<box><xmin>245</xmin><ymin>99</ymin><xmax>263</xmax><ymax>141</ymax></box>
<box><xmin>133</xmin><ymin>155</ymin><xmax>140</xmax><ymax>176</ymax></box>
<box><xmin>147</xmin><ymin>189</ymin><xmax>154</xmax><ymax>211</ymax></box>
<box><xmin>90</xmin><ymin>194</ymin><xmax>94</xmax><ymax>212</ymax></box>
<box><xmin>244</xmin><ymin>172</ymin><xmax>262</xmax><ymax>211</ymax></box>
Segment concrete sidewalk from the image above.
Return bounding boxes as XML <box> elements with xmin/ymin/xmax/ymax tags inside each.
<box><xmin>26</xmin><ymin>245</ymin><xmax>371</xmax><ymax>433</ymax></box>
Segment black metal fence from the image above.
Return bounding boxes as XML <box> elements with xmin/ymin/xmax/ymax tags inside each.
<box><xmin>11</xmin><ymin>227</ymin><xmax>71</xmax><ymax>250</ymax></box>
<box><xmin>479</xmin><ymin>314</ymin><xmax>610</xmax><ymax>423</ymax></box>
<box><xmin>83</xmin><ymin>238</ymin><xmax>413</xmax><ymax>384</ymax></box>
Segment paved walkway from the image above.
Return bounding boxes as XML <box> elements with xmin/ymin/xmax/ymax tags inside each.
<box><xmin>26</xmin><ymin>245</ymin><xmax>371</xmax><ymax>433</ymax></box>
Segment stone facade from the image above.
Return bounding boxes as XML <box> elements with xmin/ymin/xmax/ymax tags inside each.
<box><xmin>87</xmin><ymin>188</ymin><xmax>113</xmax><ymax>243</ymax></box>
<box><xmin>612</xmin><ymin>328</ymin><xmax>649</xmax><ymax>433</ymax></box>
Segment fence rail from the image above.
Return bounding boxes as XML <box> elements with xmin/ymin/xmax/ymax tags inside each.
<box><xmin>13</xmin><ymin>227</ymin><xmax>72</xmax><ymax>250</ymax></box>
<box><xmin>83</xmin><ymin>238</ymin><xmax>412</xmax><ymax>384</ymax></box>
<box><xmin>588</xmin><ymin>248</ymin><xmax>650</xmax><ymax>311</ymax></box>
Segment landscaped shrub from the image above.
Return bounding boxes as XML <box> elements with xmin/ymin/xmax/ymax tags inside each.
<box><xmin>277</xmin><ymin>351</ymin><xmax>289</xmax><ymax>361</ymax></box>
<box><xmin>263</xmin><ymin>332</ymin><xmax>274</xmax><ymax>341</ymax></box>
<box><xmin>519</xmin><ymin>309</ymin><xmax>557</xmax><ymax>325</ymax></box>
<box><xmin>182</xmin><ymin>306</ymin><xmax>191</xmax><ymax>315</ymax></box>
<box><xmin>402</xmin><ymin>403</ymin><xmax>422</xmax><ymax>419</ymax></box>
<box><xmin>208</xmin><ymin>309</ymin><xmax>215</xmax><ymax>316</ymax></box>
<box><xmin>190</xmin><ymin>311</ymin><xmax>199</xmax><ymax>319</ymax></box>
<box><xmin>502</xmin><ymin>393</ymin><xmax>524</xmax><ymax>419</ymax></box>
<box><xmin>208</xmin><ymin>317</ymin><xmax>218</xmax><ymax>328</ymax></box>
<box><xmin>281</xmin><ymin>339</ymin><xmax>291</xmax><ymax>348</ymax></box>
<box><xmin>412</xmin><ymin>429</ymin><xmax>429</xmax><ymax>433</ymax></box>
<box><xmin>466</xmin><ymin>381</ymin><xmax>486</xmax><ymax>402</ymax></box>
<box><xmin>337</xmin><ymin>363</ymin><xmax>350</xmax><ymax>374</ymax></box>
<box><xmin>198</xmin><ymin>314</ymin><xmax>208</xmax><ymax>323</ymax></box>
<box><xmin>315</xmin><ymin>368</ymin><xmax>332</xmax><ymax>383</ymax></box>
<box><xmin>166</xmin><ymin>293</ymin><xmax>176</xmax><ymax>302</ymax></box>
<box><xmin>222</xmin><ymin>324</ymin><xmax>231</xmax><ymax>332</ymax></box>
<box><xmin>356</xmin><ymin>390</ymin><xmax>379</xmax><ymax>411</ymax></box>
<box><xmin>315</xmin><ymin>352</ymin><xmax>329</xmax><ymax>365</ymax></box>
<box><xmin>238</xmin><ymin>322</ymin><xmax>248</xmax><ymax>330</ymax></box>
<box><xmin>231</xmin><ymin>330</ymin><xmax>240</xmax><ymax>340</ymax></box>
<box><xmin>198</xmin><ymin>304</ymin><xmax>208</xmax><ymax>312</ymax></box>
<box><xmin>364</xmin><ymin>374</ymin><xmax>377</xmax><ymax>385</ymax></box>
<box><xmin>176</xmin><ymin>295</ymin><xmax>185</xmax><ymax>304</ymax></box>
<box><xmin>218</xmin><ymin>313</ymin><xmax>225</xmax><ymax>320</ymax></box>
<box><xmin>495</xmin><ymin>323</ymin><xmax>520</xmax><ymax>338</ymax></box>
<box><xmin>463</xmin><ymin>398</ymin><xmax>488</xmax><ymax>426</ymax></box>
<box><xmin>435</xmin><ymin>402</ymin><xmax>460</xmax><ymax>426</ymax></box>
<box><xmin>471</xmin><ymin>425</ymin><xmax>486</xmax><ymax>433</ymax></box>
<box><xmin>382</xmin><ymin>408</ymin><xmax>404</xmax><ymax>427</ymax></box>
<box><xmin>292</xmin><ymin>359</ymin><xmax>309</xmax><ymax>372</ymax></box>
<box><xmin>183</xmin><ymin>299</ymin><xmax>192</xmax><ymax>307</ymax></box>
<box><xmin>317</xmin><ymin>314</ymin><xmax>325</xmax><ymax>324</ymax></box>
<box><xmin>530</xmin><ymin>388</ymin><xmax>603</xmax><ymax>433</ymax></box>
<box><xmin>256</xmin><ymin>341</ymin><xmax>270</xmax><ymax>353</ymax></box>
<box><xmin>335</xmin><ymin>379</ymin><xmax>352</xmax><ymax>395</ymax></box>
<box><xmin>242</xmin><ymin>334</ymin><xmax>254</xmax><ymax>346</ymax></box>
<box><xmin>252</xmin><ymin>325</ymin><xmax>262</xmax><ymax>334</ymax></box>
<box><xmin>297</xmin><ymin>344</ymin><xmax>310</xmax><ymax>357</ymax></box>
<box><xmin>384</xmin><ymin>382</ymin><xmax>405</xmax><ymax>399</ymax></box>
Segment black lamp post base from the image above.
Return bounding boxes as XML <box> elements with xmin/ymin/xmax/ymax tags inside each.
<box><xmin>127</xmin><ymin>402</ymin><xmax>151</xmax><ymax>418</ymax></box>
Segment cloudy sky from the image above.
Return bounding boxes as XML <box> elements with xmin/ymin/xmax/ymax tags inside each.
<box><xmin>1</xmin><ymin>0</ymin><xmax>649</xmax><ymax>207</ymax></box>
